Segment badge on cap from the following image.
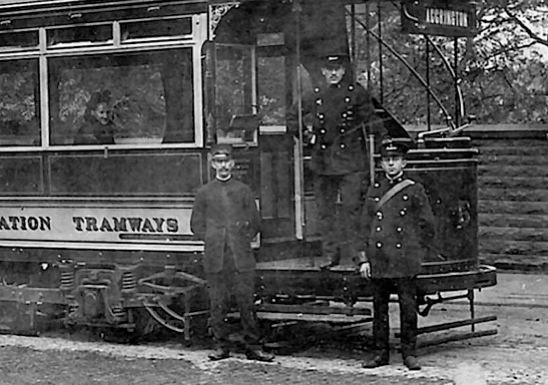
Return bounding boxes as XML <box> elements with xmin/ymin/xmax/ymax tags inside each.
<box><xmin>211</xmin><ymin>143</ymin><xmax>233</xmax><ymax>161</ymax></box>
<box><xmin>323</xmin><ymin>54</ymin><xmax>346</xmax><ymax>69</ymax></box>
<box><xmin>380</xmin><ymin>137</ymin><xmax>412</xmax><ymax>157</ymax></box>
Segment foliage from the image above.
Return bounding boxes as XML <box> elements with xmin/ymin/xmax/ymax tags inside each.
<box><xmin>462</xmin><ymin>0</ymin><xmax>548</xmax><ymax>123</ymax></box>
<box><xmin>347</xmin><ymin>0</ymin><xmax>548</xmax><ymax>125</ymax></box>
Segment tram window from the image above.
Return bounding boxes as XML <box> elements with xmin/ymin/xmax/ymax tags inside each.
<box><xmin>48</xmin><ymin>48</ymin><xmax>194</xmax><ymax>145</ymax></box>
<box><xmin>0</xmin><ymin>31</ymin><xmax>39</xmax><ymax>50</ymax></box>
<box><xmin>258</xmin><ymin>56</ymin><xmax>286</xmax><ymax>126</ymax></box>
<box><xmin>0</xmin><ymin>59</ymin><xmax>40</xmax><ymax>146</ymax></box>
<box><xmin>121</xmin><ymin>18</ymin><xmax>192</xmax><ymax>41</ymax></box>
<box><xmin>214</xmin><ymin>45</ymin><xmax>257</xmax><ymax>144</ymax></box>
<box><xmin>47</xmin><ymin>24</ymin><xmax>113</xmax><ymax>46</ymax></box>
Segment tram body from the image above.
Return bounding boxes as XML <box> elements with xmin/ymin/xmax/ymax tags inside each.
<box><xmin>0</xmin><ymin>0</ymin><xmax>495</xmax><ymax>339</ymax></box>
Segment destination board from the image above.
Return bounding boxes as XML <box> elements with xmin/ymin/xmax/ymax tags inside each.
<box><xmin>401</xmin><ymin>0</ymin><xmax>477</xmax><ymax>37</ymax></box>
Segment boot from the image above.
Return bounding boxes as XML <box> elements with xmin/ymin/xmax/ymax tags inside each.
<box><xmin>362</xmin><ymin>353</ymin><xmax>389</xmax><ymax>369</ymax></box>
<box><xmin>208</xmin><ymin>347</ymin><xmax>230</xmax><ymax>361</ymax></box>
<box><xmin>403</xmin><ymin>356</ymin><xmax>421</xmax><ymax>370</ymax></box>
<box><xmin>246</xmin><ymin>349</ymin><xmax>275</xmax><ymax>362</ymax></box>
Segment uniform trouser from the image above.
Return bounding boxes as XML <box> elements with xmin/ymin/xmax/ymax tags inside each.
<box><xmin>371</xmin><ymin>277</ymin><xmax>418</xmax><ymax>358</ymax></box>
<box><xmin>206</xmin><ymin>256</ymin><xmax>261</xmax><ymax>351</ymax></box>
<box><xmin>314</xmin><ymin>171</ymin><xmax>367</xmax><ymax>263</ymax></box>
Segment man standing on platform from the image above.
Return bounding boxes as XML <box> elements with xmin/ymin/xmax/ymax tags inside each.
<box><xmin>288</xmin><ymin>54</ymin><xmax>385</xmax><ymax>269</ymax></box>
<box><xmin>190</xmin><ymin>144</ymin><xmax>274</xmax><ymax>362</ymax></box>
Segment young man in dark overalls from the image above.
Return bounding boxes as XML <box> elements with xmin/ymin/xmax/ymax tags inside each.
<box><xmin>190</xmin><ymin>144</ymin><xmax>274</xmax><ymax>362</ymax></box>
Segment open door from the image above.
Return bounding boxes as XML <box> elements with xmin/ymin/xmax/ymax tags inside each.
<box><xmin>256</xmin><ymin>48</ymin><xmax>296</xmax><ymax>243</ymax></box>
<box><xmin>205</xmin><ymin>41</ymin><xmax>296</xmax><ymax>243</ymax></box>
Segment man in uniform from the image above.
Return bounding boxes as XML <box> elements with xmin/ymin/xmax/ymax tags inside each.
<box><xmin>357</xmin><ymin>137</ymin><xmax>436</xmax><ymax>371</ymax></box>
<box><xmin>190</xmin><ymin>144</ymin><xmax>274</xmax><ymax>362</ymax></box>
<box><xmin>288</xmin><ymin>54</ymin><xmax>385</xmax><ymax>269</ymax></box>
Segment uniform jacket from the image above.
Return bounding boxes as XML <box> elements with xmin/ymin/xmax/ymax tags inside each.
<box><xmin>190</xmin><ymin>177</ymin><xmax>260</xmax><ymax>274</ymax></box>
<box><xmin>288</xmin><ymin>80</ymin><xmax>384</xmax><ymax>175</ymax></box>
<box><xmin>359</xmin><ymin>174</ymin><xmax>436</xmax><ymax>278</ymax></box>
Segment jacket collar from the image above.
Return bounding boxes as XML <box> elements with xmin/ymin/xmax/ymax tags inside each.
<box><xmin>385</xmin><ymin>172</ymin><xmax>404</xmax><ymax>184</ymax></box>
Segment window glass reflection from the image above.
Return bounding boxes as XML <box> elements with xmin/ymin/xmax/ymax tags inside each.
<box><xmin>48</xmin><ymin>48</ymin><xmax>195</xmax><ymax>145</ymax></box>
<box><xmin>0</xmin><ymin>59</ymin><xmax>40</xmax><ymax>146</ymax></box>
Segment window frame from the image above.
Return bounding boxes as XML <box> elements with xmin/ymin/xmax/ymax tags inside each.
<box><xmin>0</xmin><ymin>13</ymin><xmax>207</xmax><ymax>152</ymax></box>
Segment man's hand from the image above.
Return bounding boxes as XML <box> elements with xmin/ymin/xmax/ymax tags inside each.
<box><xmin>359</xmin><ymin>262</ymin><xmax>371</xmax><ymax>279</ymax></box>
<box><xmin>303</xmin><ymin>129</ymin><xmax>316</xmax><ymax>146</ymax></box>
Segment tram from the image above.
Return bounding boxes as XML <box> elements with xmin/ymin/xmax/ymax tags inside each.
<box><xmin>0</xmin><ymin>0</ymin><xmax>496</xmax><ymax>344</ymax></box>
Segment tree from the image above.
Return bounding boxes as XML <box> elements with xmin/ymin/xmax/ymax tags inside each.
<box><xmin>462</xmin><ymin>0</ymin><xmax>548</xmax><ymax>123</ymax></box>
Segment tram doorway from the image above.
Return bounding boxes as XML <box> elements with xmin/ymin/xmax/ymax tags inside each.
<box><xmin>206</xmin><ymin>37</ymin><xmax>298</xmax><ymax>244</ymax></box>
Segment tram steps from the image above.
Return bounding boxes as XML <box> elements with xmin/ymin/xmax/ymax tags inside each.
<box><xmin>474</xmin><ymin>137</ymin><xmax>548</xmax><ymax>272</ymax></box>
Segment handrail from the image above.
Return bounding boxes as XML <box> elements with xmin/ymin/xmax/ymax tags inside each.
<box><xmin>425</xmin><ymin>35</ymin><xmax>465</xmax><ymax>124</ymax></box>
<box><xmin>348</xmin><ymin>9</ymin><xmax>456</xmax><ymax>130</ymax></box>
<box><xmin>417</xmin><ymin>123</ymin><xmax>472</xmax><ymax>147</ymax></box>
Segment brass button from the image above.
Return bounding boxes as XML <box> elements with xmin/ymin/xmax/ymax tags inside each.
<box><xmin>396</xmin><ymin>243</ymin><xmax>402</xmax><ymax>249</ymax></box>
<box><xmin>376</xmin><ymin>226</ymin><xmax>382</xmax><ymax>232</ymax></box>
<box><xmin>376</xmin><ymin>242</ymin><xmax>383</xmax><ymax>248</ymax></box>
<box><xmin>397</xmin><ymin>227</ymin><xmax>403</xmax><ymax>233</ymax></box>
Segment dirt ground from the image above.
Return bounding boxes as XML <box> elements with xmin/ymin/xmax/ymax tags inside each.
<box><xmin>0</xmin><ymin>299</ymin><xmax>548</xmax><ymax>385</ymax></box>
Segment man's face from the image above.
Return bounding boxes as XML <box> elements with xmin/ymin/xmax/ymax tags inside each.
<box><xmin>212</xmin><ymin>158</ymin><xmax>234</xmax><ymax>179</ymax></box>
<box><xmin>321</xmin><ymin>65</ymin><xmax>346</xmax><ymax>85</ymax></box>
<box><xmin>380</xmin><ymin>155</ymin><xmax>406</xmax><ymax>177</ymax></box>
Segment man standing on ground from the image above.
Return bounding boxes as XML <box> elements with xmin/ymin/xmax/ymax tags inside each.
<box><xmin>357</xmin><ymin>137</ymin><xmax>436</xmax><ymax>371</ymax></box>
<box><xmin>190</xmin><ymin>144</ymin><xmax>274</xmax><ymax>362</ymax></box>
<box><xmin>288</xmin><ymin>54</ymin><xmax>385</xmax><ymax>269</ymax></box>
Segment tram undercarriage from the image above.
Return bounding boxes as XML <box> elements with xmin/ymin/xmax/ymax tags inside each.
<box><xmin>0</xmin><ymin>248</ymin><xmax>496</xmax><ymax>347</ymax></box>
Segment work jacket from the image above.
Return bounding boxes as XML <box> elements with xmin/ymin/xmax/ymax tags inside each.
<box><xmin>190</xmin><ymin>177</ymin><xmax>260</xmax><ymax>274</ymax></box>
